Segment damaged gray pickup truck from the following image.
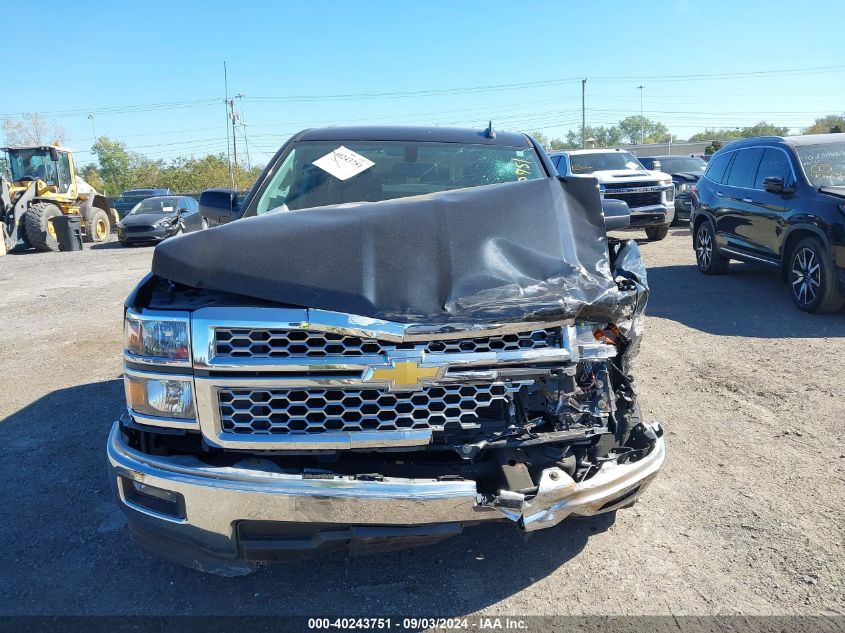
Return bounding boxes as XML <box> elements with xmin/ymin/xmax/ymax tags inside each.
<box><xmin>108</xmin><ymin>126</ymin><xmax>665</xmax><ymax>574</ymax></box>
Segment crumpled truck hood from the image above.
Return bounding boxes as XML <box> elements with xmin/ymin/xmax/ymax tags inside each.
<box><xmin>151</xmin><ymin>177</ymin><xmax>648</xmax><ymax>325</ymax></box>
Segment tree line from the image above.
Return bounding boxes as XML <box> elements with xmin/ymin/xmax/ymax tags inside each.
<box><xmin>531</xmin><ymin>113</ymin><xmax>845</xmax><ymax>152</ymax></box>
<box><xmin>2</xmin><ymin>112</ymin><xmax>844</xmax><ymax>194</ymax></box>
<box><xmin>83</xmin><ymin>137</ymin><xmax>262</xmax><ymax>196</ymax></box>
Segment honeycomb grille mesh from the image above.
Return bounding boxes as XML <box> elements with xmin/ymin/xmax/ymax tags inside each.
<box><xmin>218</xmin><ymin>384</ymin><xmax>516</xmax><ymax>435</ymax></box>
<box><xmin>214</xmin><ymin>327</ymin><xmax>558</xmax><ymax>359</ymax></box>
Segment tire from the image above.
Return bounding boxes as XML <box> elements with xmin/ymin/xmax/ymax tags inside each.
<box><xmin>787</xmin><ymin>237</ymin><xmax>845</xmax><ymax>314</ymax></box>
<box><xmin>644</xmin><ymin>226</ymin><xmax>669</xmax><ymax>241</ymax></box>
<box><xmin>85</xmin><ymin>207</ymin><xmax>111</xmax><ymax>243</ymax></box>
<box><xmin>23</xmin><ymin>202</ymin><xmax>62</xmax><ymax>252</ymax></box>
<box><xmin>694</xmin><ymin>220</ymin><xmax>729</xmax><ymax>274</ymax></box>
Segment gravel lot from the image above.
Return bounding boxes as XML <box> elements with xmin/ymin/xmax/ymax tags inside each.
<box><xmin>1</xmin><ymin>229</ymin><xmax>843</xmax><ymax>617</ymax></box>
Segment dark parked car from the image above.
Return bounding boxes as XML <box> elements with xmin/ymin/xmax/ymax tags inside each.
<box><xmin>638</xmin><ymin>155</ymin><xmax>706</xmax><ymax>224</ymax></box>
<box><xmin>691</xmin><ymin>134</ymin><xmax>845</xmax><ymax>313</ymax></box>
<box><xmin>117</xmin><ymin>195</ymin><xmax>205</xmax><ymax>246</ymax></box>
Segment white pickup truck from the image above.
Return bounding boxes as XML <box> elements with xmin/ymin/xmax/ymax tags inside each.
<box><xmin>551</xmin><ymin>148</ymin><xmax>675</xmax><ymax>241</ymax></box>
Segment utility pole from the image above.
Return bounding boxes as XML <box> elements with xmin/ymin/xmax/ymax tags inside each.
<box><xmin>581</xmin><ymin>78</ymin><xmax>587</xmax><ymax>149</ymax></box>
<box><xmin>637</xmin><ymin>85</ymin><xmax>645</xmax><ymax>144</ymax></box>
<box><xmin>223</xmin><ymin>62</ymin><xmax>234</xmax><ymax>189</ymax></box>
<box><xmin>229</xmin><ymin>98</ymin><xmax>238</xmax><ymax>177</ymax></box>
<box><xmin>236</xmin><ymin>93</ymin><xmax>251</xmax><ymax>172</ymax></box>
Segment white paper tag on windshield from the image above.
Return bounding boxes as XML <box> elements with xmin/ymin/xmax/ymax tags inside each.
<box><xmin>313</xmin><ymin>146</ymin><xmax>375</xmax><ymax>181</ymax></box>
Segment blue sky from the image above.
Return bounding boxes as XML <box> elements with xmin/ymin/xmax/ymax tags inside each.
<box><xmin>5</xmin><ymin>0</ymin><xmax>844</xmax><ymax>165</ymax></box>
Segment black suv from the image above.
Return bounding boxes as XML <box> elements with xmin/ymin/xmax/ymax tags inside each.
<box><xmin>691</xmin><ymin>134</ymin><xmax>845</xmax><ymax>313</ymax></box>
<box><xmin>638</xmin><ymin>155</ymin><xmax>706</xmax><ymax>225</ymax></box>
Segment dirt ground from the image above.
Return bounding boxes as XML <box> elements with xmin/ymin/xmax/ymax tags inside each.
<box><xmin>0</xmin><ymin>229</ymin><xmax>843</xmax><ymax>617</ymax></box>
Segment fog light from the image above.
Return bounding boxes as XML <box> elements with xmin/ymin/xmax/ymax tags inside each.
<box><xmin>133</xmin><ymin>481</ymin><xmax>179</xmax><ymax>503</ymax></box>
<box><xmin>120</xmin><ymin>477</ymin><xmax>185</xmax><ymax>519</ymax></box>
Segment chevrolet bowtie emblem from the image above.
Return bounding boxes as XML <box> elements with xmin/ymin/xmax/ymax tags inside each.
<box><xmin>368</xmin><ymin>360</ymin><xmax>443</xmax><ymax>390</ymax></box>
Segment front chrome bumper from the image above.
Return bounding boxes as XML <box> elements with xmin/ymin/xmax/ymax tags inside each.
<box><xmin>107</xmin><ymin>421</ymin><xmax>665</xmax><ymax>571</ymax></box>
<box><xmin>626</xmin><ymin>204</ymin><xmax>675</xmax><ymax>228</ymax></box>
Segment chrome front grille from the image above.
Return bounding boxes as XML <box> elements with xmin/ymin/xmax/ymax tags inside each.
<box><xmin>605</xmin><ymin>190</ymin><xmax>661</xmax><ymax>209</ymax></box>
<box><xmin>217</xmin><ymin>383</ymin><xmax>516</xmax><ymax>435</ymax></box>
<box><xmin>190</xmin><ymin>307</ymin><xmax>589</xmax><ymax>449</ymax></box>
<box><xmin>214</xmin><ymin>327</ymin><xmax>560</xmax><ymax>359</ymax></box>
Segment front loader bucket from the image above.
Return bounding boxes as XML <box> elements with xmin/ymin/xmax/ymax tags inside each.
<box><xmin>1</xmin><ymin>181</ymin><xmax>36</xmax><ymax>251</ymax></box>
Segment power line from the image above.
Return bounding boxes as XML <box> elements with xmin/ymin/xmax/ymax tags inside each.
<box><xmin>3</xmin><ymin>64</ymin><xmax>841</xmax><ymax>123</ymax></box>
<box><xmin>0</xmin><ymin>99</ymin><xmax>219</xmax><ymax>119</ymax></box>
<box><xmin>245</xmin><ymin>65</ymin><xmax>845</xmax><ymax>102</ymax></box>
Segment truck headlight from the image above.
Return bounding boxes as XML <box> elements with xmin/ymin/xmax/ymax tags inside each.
<box><xmin>125</xmin><ymin>373</ymin><xmax>195</xmax><ymax>419</ymax></box>
<box><xmin>677</xmin><ymin>182</ymin><xmax>691</xmax><ymax>193</ymax></box>
<box><xmin>124</xmin><ymin>310</ymin><xmax>190</xmax><ymax>364</ymax></box>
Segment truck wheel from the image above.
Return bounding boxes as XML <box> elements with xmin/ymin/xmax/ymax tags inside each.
<box><xmin>694</xmin><ymin>221</ymin><xmax>729</xmax><ymax>274</ymax></box>
<box><xmin>24</xmin><ymin>202</ymin><xmax>62</xmax><ymax>252</ymax></box>
<box><xmin>788</xmin><ymin>237</ymin><xmax>845</xmax><ymax>314</ymax></box>
<box><xmin>86</xmin><ymin>208</ymin><xmax>111</xmax><ymax>243</ymax></box>
<box><xmin>644</xmin><ymin>226</ymin><xmax>669</xmax><ymax>241</ymax></box>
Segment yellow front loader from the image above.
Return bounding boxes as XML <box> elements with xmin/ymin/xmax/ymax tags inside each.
<box><xmin>1</xmin><ymin>144</ymin><xmax>118</xmax><ymax>252</ymax></box>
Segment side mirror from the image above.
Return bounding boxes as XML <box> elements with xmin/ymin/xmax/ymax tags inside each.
<box><xmin>49</xmin><ymin>147</ymin><xmax>59</xmax><ymax>162</ymax></box>
<box><xmin>651</xmin><ymin>160</ymin><xmax>662</xmax><ymax>172</ymax></box>
<box><xmin>602</xmin><ymin>198</ymin><xmax>631</xmax><ymax>231</ymax></box>
<box><xmin>763</xmin><ymin>176</ymin><xmax>794</xmax><ymax>195</ymax></box>
<box><xmin>199</xmin><ymin>188</ymin><xmax>240</xmax><ymax>224</ymax></box>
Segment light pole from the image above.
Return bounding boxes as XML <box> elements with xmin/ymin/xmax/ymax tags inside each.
<box><xmin>581</xmin><ymin>78</ymin><xmax>587</xmax><ymax>149</ymax></box>
<box><xmin>636</xmin><ymin>85</ymin><xmax>645</xmax><ymax>144</ymax></box>
<box><xmin>223</xmin><ymin>61</ymin><xmax>234</xmax><ymax>190</ymax></box>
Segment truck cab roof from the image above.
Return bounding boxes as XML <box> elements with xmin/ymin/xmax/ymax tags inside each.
<box><xmin>291</xmin><ymin>125</ymin><xmax>534</xmax><ymax>147</ymax></box>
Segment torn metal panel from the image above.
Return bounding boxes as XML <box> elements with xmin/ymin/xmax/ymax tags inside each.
<box><xmin>489</xmin><ymin>422</ymin><xmax>666</xmax><ymax>530</ymax></box>
<box><xmin>152</xmin><ymin>177</ymin><xmax>648</xmax><ymax>325</ymax></box>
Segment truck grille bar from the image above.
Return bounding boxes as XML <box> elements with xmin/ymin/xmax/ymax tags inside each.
<box><xmin>188</xmin><ymin>307</ymin><xmax>599</xmax><ymax>450</ymax></box>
